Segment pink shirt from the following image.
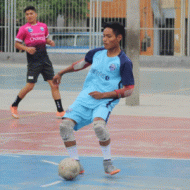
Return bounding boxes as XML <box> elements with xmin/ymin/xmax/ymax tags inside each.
<box><xmin>15</xmin><ymin>21</ymin><xmax>49</xmax><ymax>50</ymax></box>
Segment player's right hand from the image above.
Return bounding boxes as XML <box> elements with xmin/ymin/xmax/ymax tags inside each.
<box><xmin>26</xmin><ymin>47</ymin><xmax>36</xmax><ymax>55</ymax></box>
<box><xmin>53</xmin><ymin>74</ymin><xmax>61</xmax><ymax>85</ymax></box>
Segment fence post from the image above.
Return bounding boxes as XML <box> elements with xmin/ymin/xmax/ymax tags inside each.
<box><xmin>188</xmin><ymin>0</ymin><xmax>190</xmax><ymax>56</ymax></box>
<box><xmin>125</xmin><ymin>0</ymin><xmax>140</xmax><ymax>106</ymax></box>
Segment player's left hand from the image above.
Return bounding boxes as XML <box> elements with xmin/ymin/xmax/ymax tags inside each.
<box><xmin>49</xmin><ymin>40</ymin><xmax>55</xmax><ymax>47</ymax></box>
<box><xmin>89</xmin><ymin>91</ymin><xmax>104</xmax><ymax>99</ymax></box>
<box><xmin>53</xmin><ymin>74</ymin><xmax>61</xmax><ymax>86</ymax></box>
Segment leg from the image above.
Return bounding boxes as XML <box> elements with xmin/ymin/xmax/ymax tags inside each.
<box><xmin>93</xmin><ymin>117</ymin><xmax>111</xmax><ymax>158</ymax></box>
<box><xmin>94</xmin><ymin>117</ymin><xmax>111</xmax><ymax>146</ymax></box>
<box><xmin>59</xmin><ymin>118</ymin><xmax>84</xmax><ymax>174</ymax></box>
<box><xmin>93</xmin><ymin>117</ymin><xmax>120</xmax><ymax>175</ymax></box>
<box><xmin>11</xmin><ymin>83</ymin><xmax>35</xmax><ymax>119</ymax></box>
<box><xmin>18</xmin><ymin>83</ymin><xmax>35</xmax><ymax>99</ymax></box>
<box><xmin>47</xmin><ymin>80</ymin><xmax>65</xmax><ymax>118</ymax></box>
<box><xmin>47</xmin><ymin>80</ymin><xmax>61</xmax><ymax>100</ymax></box>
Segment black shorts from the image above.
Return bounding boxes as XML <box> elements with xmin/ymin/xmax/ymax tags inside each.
<box><xmin>27</xmin><ymin>55</ymin><xmax>54</xmax><ymax>83</ymax></box>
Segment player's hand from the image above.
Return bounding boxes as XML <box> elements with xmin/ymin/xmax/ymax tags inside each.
<box><xmin>53</xmin><ymin>74</ymin><xmax>62</xmax><ymax>85</ymax></box>
<box><xmin>49</xmin><ymin>40</ymin><xmax>55</xmax><ymax>47</ymax></box>
<box><xmin>89</xmin><ymin>91</ymin><xmax>104</xmax><ymax>99</ymax></box>
<box><xmin>26</xmin><ymin>47</ymin><xmax>36</xmax><ymax>55</ymax></box>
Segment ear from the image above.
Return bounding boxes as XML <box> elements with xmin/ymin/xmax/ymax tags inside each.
<box><xmin>117</xmin><ymin>34</ymin><xmax>122</xmax><ymax>42</ymax></box>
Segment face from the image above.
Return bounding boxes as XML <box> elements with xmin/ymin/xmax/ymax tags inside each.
<box><xmin>25</xmin><ymin>10</ymin><xmax>37</xmax><ymax>24</ymax></box>
<box><xmin>103</xmin><ymin>27</ymin><xmax>122</xmax><ymax>50</ymax></box>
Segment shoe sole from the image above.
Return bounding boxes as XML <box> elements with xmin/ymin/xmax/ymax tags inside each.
<box><xmin>106</xmin><ymin>169</ymin><xmax>121</xmax><ymax>175</ymax></box>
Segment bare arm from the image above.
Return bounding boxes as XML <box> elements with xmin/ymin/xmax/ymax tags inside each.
<box><xmin>46</xmin><ymin>38</ymin><xmax>55</xmax><ymax>46</ymax></box>
<box><xmin>53</xmin><ymin>59</ymin><xmax>91</xmax><ymax>85</ymax></box>
<box><xmin>89</xmin><ymin>91</ymin><xmax>118</xmax><ymax>99</ymax></box>
<box><xmin>15</xmin><ymin>41</ymin><xmax>36</xmax><ymax>55</ymax></box>
<box><xmin>89</xmin><ymin>85</ymin><xmax>134</xmax><ymax>99</ymax></box>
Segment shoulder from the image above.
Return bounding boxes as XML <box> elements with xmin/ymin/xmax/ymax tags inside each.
<box><xmin>85</xmin><ymin>47</ymin><xmax>105</xmax><ymax>63</ymax></box>
<box><xmin>17</xmin><ymin>24</ymin><xmax>29</xmax><ymax>34</ymax></box>
<box><xmin>118</xmin><ymin>50</ymin><xmax>133</xmax><ymax>67</ymax></box>
<box><xmin>37</xmin><ymin>22</ymin><xmax>46</xmax><ymax>26</ymax></box>
<box><xmin>19</xmin><ymin>23</ymin><xmax>28</xmax><ymax>30</ymax></box>
<box><xmin>87</xmin><ymin>47</ymin><xmax>105</xmax><ymax>56</ymax></box>
<box><xmin>37</xmin><ymin>22</ymin><xmax>47</xmax><ymax>28</ymax></box>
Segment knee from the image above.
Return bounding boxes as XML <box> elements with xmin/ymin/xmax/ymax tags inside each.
<box><xmin>93</xmin><ymin>120</ymin><xmax>110</xmax><ymax>142</ymax></box>
<box><xmin>50</xmin><ymin>83</ymin><xmax>59</xmax><ymax>91</ymax></box>
<box><xmin>60</xmin><ymin>119</ymin><xmax>75</xmax><ymax>142</ymax></box>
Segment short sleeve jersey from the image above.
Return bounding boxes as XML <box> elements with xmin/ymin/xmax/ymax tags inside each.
<box><xmin>15</xmin><ymin>22</ymin><xmax>49</xmax><ymax>53</ymax></box>
<box><xmin>75</xmin><ymin>48</ymin><xmax>134</xmax><ymax>109</ymax></box>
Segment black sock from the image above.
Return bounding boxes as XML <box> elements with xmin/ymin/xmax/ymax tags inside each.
<box><xmin>12</xmin><ymin>96</ymin><xmax>22</xmax><ymax>107</ymax></box>
<box><xmin>55</xmin><ymin>99</ymin><xmax>64</xmax><ymax>112</ymax></box>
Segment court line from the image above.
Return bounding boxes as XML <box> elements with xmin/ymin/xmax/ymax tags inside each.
<box><xmin>42</xmin><ymin>160</ymin><xmax>59</xmax><ymax>165</ymax></box>
<box><xmin>141</xmin><ymin>67</ymin><xmax>190</xmax><ymax>72</ymax></box>
<box><xmin>41</xmin><ymin>181</ymin><xmax>62</xmax><ymax>188</ymax></box>
<box><xmin>0</xmin><ymin>153</ymin><xmax>189</xmax><ymax>161</ymax></box>
<box><xmin>0</xmin><ymin>75</ymin><xmax>13</xmax><ymax>76</ymax></box>
<box><xmin>1</xmin><ymin>128</ymin><xmax>190</xmax><ymax>136</ymax></box>
<box><xmin>0</xmin><ymin>154</ymin><xmax>20</xmax><ymax>157</ymax></box>
<box><xmin>0</xmin><ymin>112</ymin><xmax>49</xmax><ymax>122</ymax></box>
<box><xmin>142</xmin><ymin>87</ymin><xmax>190</xmax><ymax>96</ymax></box>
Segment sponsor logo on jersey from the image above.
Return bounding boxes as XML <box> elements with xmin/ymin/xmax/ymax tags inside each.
<box><xmin>40</xmin><ymin>27</ymin><xmax>44</xmax><ymax>31</ymax></box>
<box><xmin>28</xmin><ymin>27</ymin><xmax>33</xmax><ymax>33</ymax></box>
<box><xmin>30</xmin><ymin>36</ymin><xmax>46</xmax><ymax>41</ymax></box>
<box><xmin>90</xmin><ymin>68</ymin><xmax>110</xmax><ymax>81</ymax></box>
<box><xmin>109</xmin><ymin>64</ymin><xmax>116</xmax><ymax>71</ymax></box>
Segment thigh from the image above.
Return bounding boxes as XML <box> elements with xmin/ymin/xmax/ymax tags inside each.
<box><xmin>27</xmin><ymin>62</ymin><xmax>43</xmax><ymax>83</ymax></box>
<box><xmin>93</xmin><ymin>105</ymin><xmax>112</xmax><ymax>123</ymax></box>
<box><xmin>41</xmin><ymin>58</ymin><xmax>54</xmax><ymax>81</ymax></box>
<box><xmin>64</xmin><ymin>101</ymin><xmax>93</xmax><ymax>131</ymax></box>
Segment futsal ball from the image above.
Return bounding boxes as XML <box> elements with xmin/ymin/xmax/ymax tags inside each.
<box><xmin>58</xmin><ymin>158</ymin><xmax>80</xmax><ymax>180</ymax></box>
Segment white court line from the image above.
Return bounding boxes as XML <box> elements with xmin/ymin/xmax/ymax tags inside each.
<box><xmin>42</xmin><ymin>160</ymin><xmax>59</xmax><ymax>165</ymax></box>
<box><xmin>0</xmin><ymin>152</ymin><xmax>189</xmax><ymax>161</ymax></box>
<box><xmin>1</xmin><ymin>128</ymin><xmax>190</xmax><ymax>136</ymax></box>
<box><xmin>0</xmin><ymin>75</ymin><xmax>13</xmax><ymax>76</ymax></box>
<box><xmin>140</xmin><ymin>67</ymin><xmax>190</xmax><ymax>72</ymax></box>
<box><xmin>2</xmin><ymin>63</ymin><xmax>190</xmax><ymax>72</ymax></box>
<box><xmin>0</xmin><ymin>154</ymin><xmax>20</xmax><ymax>157</ymax></box>
<box><xmin>41</xmin><ymin>181</ymin><xmax>62</xmax><ymax>188</ymax></box>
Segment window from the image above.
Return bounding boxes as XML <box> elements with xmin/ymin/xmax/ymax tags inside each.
<box><xmin>52</xmin><ymin>35</ymin><xmax>75</xmax><ymax>47</ymax></box>
<box><xmin>76</xmin><ymin>35</ymin><xmax>89</xmax><ymax>46</ymax></box>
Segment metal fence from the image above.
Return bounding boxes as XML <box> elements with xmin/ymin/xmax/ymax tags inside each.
<box><xmin>0</xmin><ymin>0</ymin><xmax>189</xmax><ymax>56</ymax></box>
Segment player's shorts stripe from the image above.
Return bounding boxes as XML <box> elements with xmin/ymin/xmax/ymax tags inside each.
<box><xmin>105</xmin><ymin>111</ymin><xmax>111</xmax><ymax>123</ymax></box>
<box><xmin>106</xmin><ymin>99</ymin><xmax>117</xmax><ymax>108</ymax></box>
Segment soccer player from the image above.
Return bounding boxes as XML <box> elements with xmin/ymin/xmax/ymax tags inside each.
<box><xmin>10</xmin><ymin>6</ymin><xmax>65</xmax><ymax>119</ymax></box>
<box><xmin>53</xmin><ymin>22</ymin><xmax>134</xmax><ymax>175</ymax></box>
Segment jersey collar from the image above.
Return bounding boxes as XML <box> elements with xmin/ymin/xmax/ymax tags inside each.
<box><xmin>27</xmin><ymin>21</ymin><xmax>39</xmax><ymax>26</ymax></box>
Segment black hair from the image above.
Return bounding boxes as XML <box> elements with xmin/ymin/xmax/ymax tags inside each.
<box><xmin>103</xmin><ymin>22</ymin><xmax>125</xmax><ymax>38</ymax></box>
<box><xmin>24</xmin><ymin>6</ymin><xmax>36</xmax><ymax>13</ymax></box>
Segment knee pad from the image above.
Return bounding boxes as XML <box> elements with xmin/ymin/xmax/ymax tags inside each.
<box><xmin>93</xmin><ymin>120</ymin><xmax>110</xmax><ymax>142</ymax></box>
<box><xmin>60</xmin><ymin>120</ymin><xmax>75</xmax><ymax>142</ymax></box>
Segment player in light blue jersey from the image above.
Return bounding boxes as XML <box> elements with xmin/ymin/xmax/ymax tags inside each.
<box><xmin>53</xmin><ymin>22</ymin><xmax>134</xmax><ymax>175</ymax></box>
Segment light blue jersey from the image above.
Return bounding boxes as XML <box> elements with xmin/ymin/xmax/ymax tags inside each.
<box><xmin>75</xmin><ymin>48</ymin><xmax>134</xmax><ymax>109</ymax></box>
<box><xmin>64</xmin><ymin>48</ymin><xmax>134</xmax><ymax>130</ymax></box>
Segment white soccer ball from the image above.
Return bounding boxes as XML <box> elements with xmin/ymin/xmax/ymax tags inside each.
<box><xmin>58</xmin><ymin>158</ymin><xmax>80</xmax><ymax>180</ymax></box>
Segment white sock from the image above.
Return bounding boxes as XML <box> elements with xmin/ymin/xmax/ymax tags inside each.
<box><xmin>100</xmin><ymin>144</ymin><xmax>111</xmax><ymax>160</ymax></box>
<box><xmin>66</xmin><ymin>145</ymin><xmax>79</xmax><ymax>160</ymax></box>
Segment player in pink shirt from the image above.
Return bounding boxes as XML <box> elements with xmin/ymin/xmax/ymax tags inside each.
<box><xmin>10</xmin><ymin>6</ymin><xmax>65</xmax><ymax>119</ymax></box>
